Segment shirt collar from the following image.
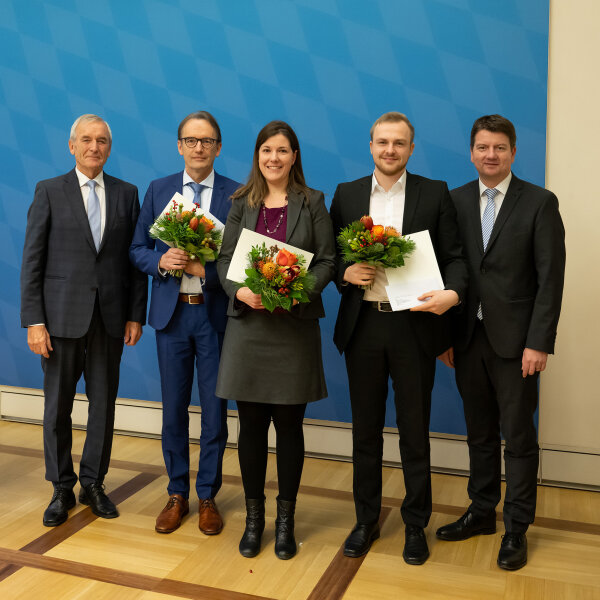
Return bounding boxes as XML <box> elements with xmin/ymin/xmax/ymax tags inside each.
<box><xmin>183</xmin><ymin>169</ymin><xmax>214</xmax><ymax>189</ymax></box>
<box><xmin>75</xmin><ymin>167</ymin><xmax>104</xmax><ymax>189</ymax></box>
<box><xmin>478</xmin><ymin>172</ymin><xmax>512</xmax><ymax>197</ymax></box>
<box><xmin>371</xmin><ymin>170</ymin><xmax>406</xmax><ymax>194</ymax></box>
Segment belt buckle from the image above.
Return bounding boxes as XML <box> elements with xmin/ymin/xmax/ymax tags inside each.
<box><xmin>378</xmin><ymin>301</ymin><xmax>392</xmax><ymax>312</ymax></box>
<box><xmin>186</xmin><ymin>294</ymin><xmax>202</xmax><ymax>305</ymax></box>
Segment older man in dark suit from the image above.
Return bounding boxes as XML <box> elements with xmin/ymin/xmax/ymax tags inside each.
<box><xmin>21</xmin><ymin>114</ymin><xmax>148</xmax><ymax>526</ymax></box>
<box><xmin>436</xmin><ymin>115</ymin><xmax>565</xmax><ymax>570</ymax></box>
<box><xmin>330</xmin><ymin>112</ymin><xmax>467</xmax><ymax>565</ymax></box>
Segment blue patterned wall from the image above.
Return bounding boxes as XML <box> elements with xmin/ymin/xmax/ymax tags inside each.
<box><xmin>0</xmin><ymin>0</ymin><xmax>549</xmax><ymax>434</ymax></box>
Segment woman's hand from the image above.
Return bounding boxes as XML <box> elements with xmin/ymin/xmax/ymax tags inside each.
<box><xmin>236</xmin><ymin>287</ymin><xmax>264</xmax><ymax>309</ymax></box>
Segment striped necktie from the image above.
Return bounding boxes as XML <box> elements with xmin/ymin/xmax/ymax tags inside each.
<box><xmin>87</xmin><ymin>180</ymin><xmax>101</xmax><ymax>251</ymax></box>
<box><xmin>477</xmin><ymin>188</ymin><xmax>499</xmax><ymax>320</ymax></box>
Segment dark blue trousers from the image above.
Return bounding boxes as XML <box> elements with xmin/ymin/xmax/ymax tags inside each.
<box><xmin>156</xmin><ymin>301</ymin><xmax>227</xmax><ymax>500</ymax></box>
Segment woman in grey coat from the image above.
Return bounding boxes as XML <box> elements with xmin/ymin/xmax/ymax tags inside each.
<box><xmin>216</xmin><ymin>121</ymin><xmax>335</xmax><ymax>559</ymax></box>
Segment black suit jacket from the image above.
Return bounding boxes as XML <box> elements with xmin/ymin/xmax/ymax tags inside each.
<box><xmin>217</xmin><ymin>189</ymin><xmax>336</xmax><ymax>320</ymax></box>
<box><xmin>330</xmin><ymin>172</ymin><xmax>467</xmax><ymax>357</ymax></box>
<box><xmin>451</xmin><ymin>175</ymin><xmax>565</xmax><ymax>358</ymax></box>
<box><xmin>20</xmin><ymin>169</ymin><xmax>148</xmax><ymax>339</ymax></box>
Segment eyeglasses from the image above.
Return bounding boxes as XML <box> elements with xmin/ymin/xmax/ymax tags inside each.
<box><xmin>180</xmin><ymin>137</ymin><xmax>219</xmax><ymax>149</ymax></box>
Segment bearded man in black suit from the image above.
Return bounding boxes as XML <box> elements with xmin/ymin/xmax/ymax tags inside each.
<box><xmin>435</xmin><ymin>115</ymin><xmax>565</xmax><ymax>570</ymax></box>
<box><xmin>330</xmin><ymin>112</ymin><xmax>467</xmax><ymax>565</ymax></box>
<box><xmin>21</xmin><ymin>114</ymin><xmax>147</xmax><ymax>527</ymax></box>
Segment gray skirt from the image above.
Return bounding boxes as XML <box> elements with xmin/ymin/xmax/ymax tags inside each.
<box><xmin>216</xmin><ymin>310</ymin><xmax>327</xmax><ymax>405</ymax></box>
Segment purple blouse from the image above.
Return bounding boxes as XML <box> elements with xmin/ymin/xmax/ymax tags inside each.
<box><xmin>255</xmin><ymin>204</ymin><xmax>287</xmax><ymax>243</ymax></box>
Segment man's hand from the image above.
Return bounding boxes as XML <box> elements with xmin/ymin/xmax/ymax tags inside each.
<box><xmin>437</xmin><ymin>347</ymin><xmax>455</xmax><ymax>368</ymax></box>
<box><xmin>236</xmin><ymin>287</ymin><xmax>264</xmax><ymax>309</ymax></box>
<box><xmin>124</xmin><ymin>321</ymin><xmax>143</xmax><ymax>346</ymax></box>
<box><xmin>343</xmin><ymin>263</ymin><xmax>376</xmax><ymax>286</ymax></box>
<box><xmin>27</xmin><ymin>325</ymin><xmax>53</xmax><ymax>358</ymax></box>
<box><xmin>522</xmin><ymin>348</ymin><xmax>548</xmax><ymax>378</ymax></box>
<box><xmin>410</xmin><ymin>289</ymin><xmax>459</xmax><ymax>315</ymax></box>
<box><xmin>184</xmin><ymin>259</ymin><xmax>206</xmax><ymax>279</ymax></box>
<box><xmin>159</xmin><ymin>248</ymin><xmax>189</xmax><ymax>271</ymax></box>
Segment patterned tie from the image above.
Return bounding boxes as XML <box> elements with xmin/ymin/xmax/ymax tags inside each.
<box><xmin>477</xmin><ymin>188</ymin><xmax>499</xmax><ymax>320</ymax></box>
<box><xmin>87</xmin><ymin>180</ymin><xmax>101</xmax><ymax>251</ymax></box>
<box><xmin>187</xmin><ymin>182</ymin><xmax>206</xmax><ymax>207</ymax></box>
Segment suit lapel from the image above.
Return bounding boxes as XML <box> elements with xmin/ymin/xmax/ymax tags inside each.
<box><xmin>350</xmin><ymin>177</ymin><xmax>371</xmax><ymax>222</ymax></box>
<box><xmin>64</xmin><ymin>170</ymin><xmax>97</xmax><ymax>253</ymax></box>
<box><xmin>100</xmin><ymin>174</ymin><xmax>119</xmax><ymax>253</ymax></box>
<box><xmin>286</xmin><ymin>191</ymin><xmax>303</xmax><ymax>242</ymax></box>
<box><xmin>402</xmin><ymin>172</ymin><xmax>418</xmax><ymax>234</ymax></box>
<box><xmin>465</xmin><ymin>181</ymin><xmax>484</xmax><ymax>255</ymax></box>
<box><xmin>485</xmin><ymin>176</ymin><xmax>522</xmax><ymax>254</ymax></box>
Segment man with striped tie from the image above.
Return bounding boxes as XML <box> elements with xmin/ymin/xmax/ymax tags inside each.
<box><xmin>130</xmin><ymin>111</ymin><xmax>239</xmax><ymax>536</ymax></box>
<box><xmin>21</xmin><ymin>114</ymin><xmax>148</xmax><ymax>526</ymax></box>
<box><xmin>436</xmin><ymin>115</ymin><xmax>566</xmax><ymax>570</ymax></box>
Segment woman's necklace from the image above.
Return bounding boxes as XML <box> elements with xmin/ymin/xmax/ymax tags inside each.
<box><xmin>262</xmin><ymin>196</ymin><xmax>287</xmax><ymax>234</ymax></box>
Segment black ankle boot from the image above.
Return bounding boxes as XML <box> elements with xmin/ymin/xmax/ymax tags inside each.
<box><xmin>239</xmin><ymin>498</ymin><xmax>265</xmax><ymax>558</ymax></box>
<box><xmin>275</xmin><ymin>497</ymin><xmax>296</xmax><ymax>560</ymax></box>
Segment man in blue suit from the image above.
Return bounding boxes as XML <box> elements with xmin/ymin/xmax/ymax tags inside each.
<box><xmin>130</xmin><ymin>111</ymin><xmax>239</xmax><ymax>535</ymax></box>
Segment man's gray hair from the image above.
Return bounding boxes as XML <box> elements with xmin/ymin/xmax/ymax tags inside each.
<box><xmin>70</xmin><ymin>114</ymin><xmax>112</xmax><ymax>142</ymax></box>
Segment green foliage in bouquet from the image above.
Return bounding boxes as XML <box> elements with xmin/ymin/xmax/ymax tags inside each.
<box><xmin>337</xmin><ymin>216</ymin><xmax>416</xmax><ymax>268</ymax></box>
<box><xmin>243</xmin><ymin>243</ymin><xmax>316</xmax><ymax>313</ymax></box>
<box><xmin>149</xmin><ymin>200</ymin><xmax>222</xmax><ymax>277</ymax></box>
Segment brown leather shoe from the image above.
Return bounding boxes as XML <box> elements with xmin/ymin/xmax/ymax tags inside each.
<box><xmin>155</xmin><ymin>494</ymin><xmax>189</xmax><ymax>533</ymax></box>
<box><xmin>198</xmin><ymin>498</ymin><xmax>223</xmax><ymax>535</ymax></box>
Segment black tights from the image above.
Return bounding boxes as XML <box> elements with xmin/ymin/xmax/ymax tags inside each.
<box><xmin>236</xmin><ymin>401</ymin><xmax>307</xmax><ymax>501</ymax></box>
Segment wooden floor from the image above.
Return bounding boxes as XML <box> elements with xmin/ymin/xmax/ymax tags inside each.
<box><xmin>0</xmin><ymin>421</ymin><xmax>598</xmax><ymax>599</ymax></box>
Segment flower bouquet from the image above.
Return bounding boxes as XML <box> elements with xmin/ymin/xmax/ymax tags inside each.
<box><xmin>242</xmin><ymin>243</ymin><xmax>315</xmax><ymax>312</ymax></box>
<box><xmin>150</xmin><ymin>199</ymin><xmax>222</xmax><ymax>277</ymax></box>
<box><xmin>337</xmin><ymin>215</ymin><xmax>416</xmax><ymax>289</ymax></box>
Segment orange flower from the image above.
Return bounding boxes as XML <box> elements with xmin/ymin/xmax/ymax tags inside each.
<box><xmin>199</xmin><ymin>216</ymin><xmax>215</xmax><ymax>232</ymax></box>
<box><xmin>189</xmin><ymin>216</ymin><xmax>199</xmax><ymax>231</ymax></box>
<box><xmin>384</xmin><ymin>226</ymin><xmax>399</xmax><ymax>238</ymax></box>
<box><xmin>261</xmin><ymin>261</ymin><xmax>278</xmax><ymax>280</ymax></box>
<box><xmin>276</xmin><ymin>248</ymin><xmax>298</xmax><ymax>266</ymax></box>
<box><xmin>371</xmin><ymin>224</ymin><xmax>385</xmax><ymax>242</ymax></box>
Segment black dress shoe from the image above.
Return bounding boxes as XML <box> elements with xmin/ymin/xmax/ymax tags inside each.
<box><xmin>79</xmin><ymin>483</ymin><xmax>119</xmax><ymax>518</ymax></box>
<box><xmin>43</xmin><ymin>488</ymin><xmax>76</xmax><ymax>527</ymax></box>
<box><xmin>403</xmin><ymin>525</ymin><xmax>429</xmax><ymax>565</ymax></box>
<box><xmin>497</xmin><ymin>533</ymin><xmax>527</xmax><ymax>570</ymax></box>
<box><xmin>436</xmin><ymin>510</ymin><xmax>496</xmax><ymax>541</ymax></box>
<box><xmin>343</xmin><ymin>522</ymin><xmax>380</xmax><ymax>558</ymax></box>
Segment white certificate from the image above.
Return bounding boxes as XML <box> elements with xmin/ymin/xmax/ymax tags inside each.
<box><xmin>149</xmin><ymin>192</ymin><xmax>225</xmax><ymax>245</ymax></box>
<box><xmin>226</xmin><ymin>228</ymin><xmax>314</xmax><ymax>283</ymax></box>
<box><xmin>384</xmin><ymin>230</ymin><xmax>444</xmax><ymax>311</ymax></box>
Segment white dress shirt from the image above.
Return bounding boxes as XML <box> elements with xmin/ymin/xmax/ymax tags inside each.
<box><xmin>478</xmin><ymin>172</ymin><xmax>512</xmax><ymax>220</ymax></box>
<box><xmin>364</xmin><ymin>170</ymin><xmax>407</xmax><ymax>302</ymax></box>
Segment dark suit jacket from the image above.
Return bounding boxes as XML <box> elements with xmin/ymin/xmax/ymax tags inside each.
<box><xmin>451</xmin><ymin>175</ymin><xmax>565</xmax><ymax>358</ymax></box>
<box><xmin>129</xmin><ymin>171</ymin><xmax>239</xmax><ymax>333</ymax></box>
<box><xmin>217</xmin><ymin>189</ymin><xmax>336</xmax><ymax>320</ymax></box>
<box><xmin>20</xmin><ymin>169</ymin><xmax>148</xmax><ymax>338</ymax></box>
<box><xmin>330</xmin><ymin>172</ymin><xmax>468</xmax><ymax>357</ymax></box>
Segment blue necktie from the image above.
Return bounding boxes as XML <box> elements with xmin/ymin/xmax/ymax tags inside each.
<box><xmin>187</xmin><ymin>182</ymin><xmax>206</xmax><ymax>208</ymax></box>
<box><xmin>87</xmin><ymin>180</ymin><xmax>101</xmax><ymax>251</ymax></box>
<box><xmin>477</xmin><ymin>188</ymin><xmax>499</xmax><ymax>320</ymax></box>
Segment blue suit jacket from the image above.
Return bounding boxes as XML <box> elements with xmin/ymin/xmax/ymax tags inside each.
<box><xmin>129</xmin><ymin>171</ymin><xmax>239</xmax><ymax>333</ymax></box>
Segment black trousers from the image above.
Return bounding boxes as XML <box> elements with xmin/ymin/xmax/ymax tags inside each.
<box><xmin>236</xmin><ymin>401</ymin><xmax>307</xmax><ymax>502</ymax></box>
<box><xmin>345</xmin><ymin>306</ymin><xmax>435</xmax><ymax>528</ymax></box>
<box><xmin>42</xmin><ymin>301</ymin><xmax>124</xmax><ymax>489</ymax></box>
<box><xmin>454</xmin><ymin>321</ymin><xmax>539</xmax><ymax>534</ymax></box>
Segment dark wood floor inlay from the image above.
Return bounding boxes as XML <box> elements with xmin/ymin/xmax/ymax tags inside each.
<box><xmin>306</xmin><ymin>506</ymin><xmax>392</xmax><ymax>600</ymax></box>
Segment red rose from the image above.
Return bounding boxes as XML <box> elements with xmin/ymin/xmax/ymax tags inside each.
<box><xmin>360</xmin><ymin>215</ymin><xmax>374</xmax><ymax>230</ymax></box>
